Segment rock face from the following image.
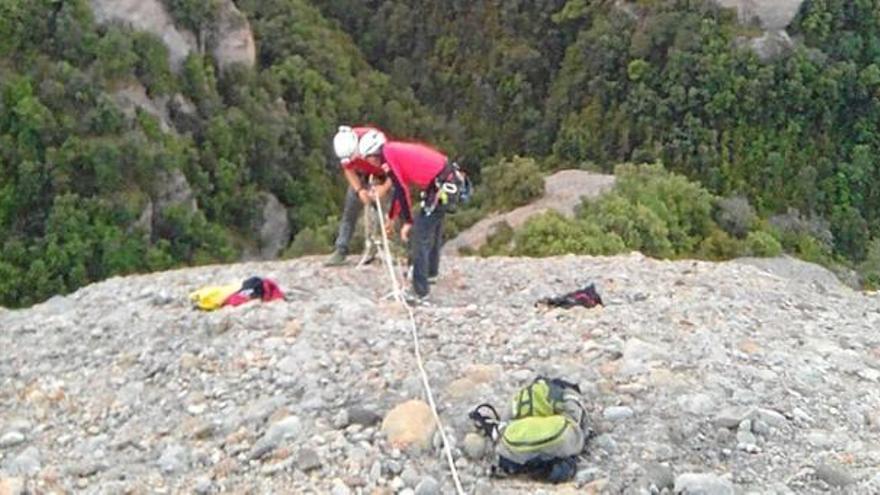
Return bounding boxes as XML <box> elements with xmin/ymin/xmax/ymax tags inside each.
<box><xmin>1</xmin><ymin>254</ymin><xmax>879</xmax><ymax>493</ymax></box>
<box><xmin>213</xmin><ymin>0</ymin><xmax>257</xmax><ymax>70</ymax></box>
<box><xmin>258</xmin><ymin>192</ymin><xmax>291</xmax><ymax>260</ymax></box>
<box><xmin>89</xmin><ymin>0</ymin><xmax>197</xmax><ymax>70</ymax></box>
<box><xmin>112</xmin><ymin>82</ymin><xmax>173</xmax><ymax>132</ymax></box>
<box><xmin>714</xmin><ymin>0</ymin><xmax>804</xmax><ymax>30</ymax></box>
<box><xmin>152</xmin><ymin>168</ymin><xmax>198</xmax><ymax>220</ymax></box>
<box><xmin>443</xmin><ymin>170</ymin><xmax>615</xmax><ymax>255</ymax></box>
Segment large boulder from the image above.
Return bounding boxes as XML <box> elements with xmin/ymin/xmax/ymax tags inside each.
<box><xmin>381</xmin><ymin>400</ymin><xmax>436</xmax><ymax>451</ymax></box>
<box><xmin>713</xmin><ymin>0</ymin><xmax>804</xmax><ymax>30</ymax></box>
<box><xmin>258</xmin><ymin>192</ymin><xmax>291</xmax><ymax>259</ymax></box>
<box><xmin>153</xmin><ymin>169</ymin><xmax>198</xmax><ymax>219</ymax></box>
<box><xmin>213</xmin><ymin>0</ymin><xmax>257</xmax><ymax>70</ymax></box>
<box><xmin>89</xmin><ymin>0</ymin><xmax>197</xmax><ymax>70</ymax></box>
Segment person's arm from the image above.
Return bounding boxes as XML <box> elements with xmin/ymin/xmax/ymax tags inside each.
<box><xmin>342</xmin><ymin>167</ymin><xmax>371</xmax><ymax>204</ymax></box>
<box><xmin>371</xmin><ymin>176</ymin><xmax>393</xmax><ymax>199</ymax></box>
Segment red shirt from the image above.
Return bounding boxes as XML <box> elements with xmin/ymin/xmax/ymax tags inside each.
<box><xmin>342</xmin><ymin>127</ymin><xmax>385</xmax><ymax>177</ymax></box>
<box><xmin>381</xmin><ymin>141</ymin><xmax>447</xmax><ymax>222</ymax></box>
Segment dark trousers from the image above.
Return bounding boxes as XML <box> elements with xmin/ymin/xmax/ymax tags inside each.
<box><xmin>411</xmin><ymin>205</ymin><xmax>445</xmax><ymax>297</ymax></box>
<box><xmin>334</xmin><ymin>186</ymin><xmax>363</xmax><ymax>254</ymax></box>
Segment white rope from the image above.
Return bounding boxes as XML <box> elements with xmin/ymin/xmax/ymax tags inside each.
<box><xmin>356</xmin><ymin>204</ymin><xmax>379</xmax><ymax>269</ymax></box>
<box><xmin>373</xmin><ymin>196</ymin><xmax>467</xmax><ymax>495</ymax></box>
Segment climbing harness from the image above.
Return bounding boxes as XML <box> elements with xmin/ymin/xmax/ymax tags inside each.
<box><xmin>373</xmin><ymin>196</ymin><xmax>467</xmax><ymax>495</ymax></box>
<box><xmin>421</xmin><ymin>161</ymin><xmax>471</xmax><ymax>216</ymax></box>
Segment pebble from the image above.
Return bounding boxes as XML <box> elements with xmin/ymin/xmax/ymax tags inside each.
<box><xmin>3</xmin><ymin>447</ymin><xmax>41</xmax><ymax>476</ymax></box>
<box><xmin>674</xmin><ymin>473</ymin><xmax>734</xmax><ymax>495</ymax></box>
<box><xmin>331</xmin><ymin>478</ymin><xmax>352</xmax><ymax>495</ymax></box>
<box><xmin>0</xmin><ymin>432</ymin><xmax>25</xmax><ymax>449</ymax></box>
<box><xmin>348</xmin><ymin>407</ymin><xmax>382</xmax><ymax>427</ymax></box>
<box><xmin>462</xmin><ymin>433</ymin><xmax>486</xmax><ymax>460</ymax></box>
<box><xmin>814</xmin><ymin>463</ymin><xmax>856</xmax><ymax>487</ymax></box>
<box><xmin>603</xmin><ymin>406</ymin><xmax>634</xmax><ymax>422</ymax></box>
<box><xmin>414</xmin><ymin>476</ymin><xmax>439</xmax><ymax>495</ymax></box>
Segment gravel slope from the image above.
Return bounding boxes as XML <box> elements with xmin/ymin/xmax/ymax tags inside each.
<box><xmin>2</xmin><ymin>254</ymin><xmax>879</xmax><ymax>494</ymax></box>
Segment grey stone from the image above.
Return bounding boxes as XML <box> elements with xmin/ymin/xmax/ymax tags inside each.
<box><xmin>333</xmin><ymin>409</ymin><xmax>349</xmax><ymax>429</ymax></box>
<box><xmin>678</xmin><ymin>394</ymin><xmax>716</xmax><ymax>415</ymax></box>
<box><xmin>0</xmin><ymin>432</ymin><xmax>26</xmax><ymax>449</ymax></box>
<box><xmin>3</xmin><ymin>447</ymin><xmax>41</xmax><ymax>476</ymax></box>
<box><xmin>331</xmin><ymin>478</ymin><xmax>352</xmax><ymax>495</ymax></box>
<box><xmin>414</xmin><ymin>476</ymin><xmax>440</xmax><ymax>495</ymax></box>
<box><xmin>814</xmin><ymin>463</ymin><xmax>856</xmax><ymax>487</ymax></box>
<box><xmin>674</xmin><ymin>472</ymin><xmax>734</xmax><ymax>495</ymax></box>
<box><xmin>347</xmin><ymin>407</ymin><xmax>382</xmax><ymax>427</ymax></box>
<box><xmin>603</xmin><ymin>406</ymin><xmax>634</xmax><ymax>422</ymax></box>
<box><xmin>295</xmin><ymin>448</ymin><xmax>322</xmax><ymax>472</ymax></box>
<box><xmin>714</xmin><ymin>406</ymin><xmax>754</xmax><ymax>428</ymax></box>
<box><xmin>593</xmin><ymin>434</ymin><xmax>617</xmax><ymax>453</ymax></box>
<box><xmin>642</xmin><ymin>463</ymin><xmax>674</xmax><ymax>490</ymax></box>
<box><xmin>250</xmin><ymin>416</ymin><xmax>301</xmax><ymax>459</ymax></box>
<box><xmin>751</xmin><ymin>408</ymin><xmax>787</xmax><ymax>428</ymax></box>
<box><xmin>401</xmin><ymin>466</ymin><xmax>420</xmax><ymax>487</ymax></box>
<box><xmin>193</xmin><ymin>477</ymin><xmax>213</xmax><ymax>495</ymax></box>
<box><xmin>576</xmin><ymin>467</ymin><xmax>603</xmax><ymax>486</ymax></box>
<box><xmin>462</xmin><ymin>433</ymin><xmax>487</xmax><ymax>460</ymax></box>
<box><xmin>157</xmin><ymin>444</ymin><xmax>188</xmax><ymax>474</ymax></box>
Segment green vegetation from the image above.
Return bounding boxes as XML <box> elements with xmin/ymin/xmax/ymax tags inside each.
<box><xmin>4</xmin><ymin>0</ymin><xmax>880</xmax><ymax>306</ymax></box>
<box><xmin>0</xmin><ymin>0</ymin><xmax>438</xmax><ymax>307</ymax></box>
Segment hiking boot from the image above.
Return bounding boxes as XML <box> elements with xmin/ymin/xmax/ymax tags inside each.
<box><xmin>403</xmin><ymin>289</ymin><xmax>432</xmax><ymax>307</ymax></box>
<box><xmin>324</xmin><ymin>250</ymin><xmax>347</xmax><ymax>267</ymax></box>
<box><xmin>428</xmin><ymin>275</ymin><xmax>438</xmax><ymax>284</ymax></box>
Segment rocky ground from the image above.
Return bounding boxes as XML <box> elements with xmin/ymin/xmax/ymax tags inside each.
<box><xmin>2</xmin><ymin>253</ymin><xmax>880</xmax><ymax>494</ymax></box>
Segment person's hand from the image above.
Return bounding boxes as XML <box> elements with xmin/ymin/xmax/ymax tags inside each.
<box><xmin>385</xmin><ymin>221</ymin><xmax>395</xmax><ymax>237</ymax></box>
<box><xmin>357</xmin><ymin>188</ymin><xmax>371</xmax><ymax>205</ymax></box>
<box><xmin>400</xmin><ymin>223</ymin><xmax>412</xmax><ymax>242</ymax></box>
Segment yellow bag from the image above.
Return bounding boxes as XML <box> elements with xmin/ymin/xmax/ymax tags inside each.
<box><xmin>189</xmin><ymin>284</ymin><xmax>240</xmax><ymax>311</ymax></box>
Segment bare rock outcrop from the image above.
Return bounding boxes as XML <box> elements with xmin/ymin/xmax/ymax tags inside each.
<box><xmin>213</xmin><ymin>0</ymin><xmax>257</xmax><ymax>70</ymax></box>
<box><xmin>444</xmin><ymin>170</ymin><xmax>615</xmax><ymax>255</ymax></box>
<box><xmin>89</xmin><ymin>0</ymin><xmax>197</xmax><ymax>70</ymax></box>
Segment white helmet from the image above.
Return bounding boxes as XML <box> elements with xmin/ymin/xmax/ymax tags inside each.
<box><xmin>358</xmin><ymin>129</ymin><xmax>386</xmax><ymax>157</ymax></box>
<box><xmin>333</xmin><ymin>126</ymin><xmax>358</xmax><ymax>162</ymax></box>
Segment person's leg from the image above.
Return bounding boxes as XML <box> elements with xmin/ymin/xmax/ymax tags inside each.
<box><xmin>428</xmin><ymin>208</ymin><xmax>445</xmax><ymax>278</ymax></box>
<box><xmin>327</xmin><ymin>187</ymin><xmax>362</xmax><ymax>265</ymax></box>
<box><xmin>411</xmin><ymin>212</ymin><xmax>436</xmax><ymax>297</ymax></box>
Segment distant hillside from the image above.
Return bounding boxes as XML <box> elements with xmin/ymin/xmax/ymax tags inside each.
<box><xmin>4</xmin><ymin>0</ymin><xmax>880</xmax><ymax>307</ymax></box>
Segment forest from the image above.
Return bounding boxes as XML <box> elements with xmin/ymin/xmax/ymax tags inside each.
<box><xmin>2</xmin><ymin>0</ymin><xmax>880</xmax><ymax>307</ymax></box>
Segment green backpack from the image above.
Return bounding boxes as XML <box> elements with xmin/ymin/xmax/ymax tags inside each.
<box><xmin>469</xmin><ymin>377</ymin><xmax>589</xmax><ymax>483</ymax></box>
<box><xmin>511</xmin><ymin>377</ymin><xmax>584</xmax><ymax>420</ymax></box>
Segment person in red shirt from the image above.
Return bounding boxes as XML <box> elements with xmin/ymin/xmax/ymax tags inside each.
<box><xmin>359</xmin><ymin>130</ymin><xmax>467</xmax><ymax>300</ymax></box>
<box><xmin>325</xmin><ymin>125</ymin><xmax>387</xmax><ymax>266</ymax></box>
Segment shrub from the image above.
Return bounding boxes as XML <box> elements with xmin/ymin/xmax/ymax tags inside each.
<box><xmin>714</xmin><ymin>196</ymin><xmax>757</xmax><ymax>238</ymax></box>
<box><xmin>769</xmin><ymin>208</ymin><xmax>834</xmax><ymax>252</ymax></box>
<box><xmin>697</xmin><ymin>228</ymin><xmax>747</xmax><ymax>260</ymax></box>
<box><xmin>745</xmin><ymin>230</ymin><xmax>783</xmax><ymax>257</ymax></box>
<box><xmin>479</xmin><ymin>155</ymin><xmax>544</xmax><ymax>211</ymax></box>
<box><xmin>586</xmin><ymin>194</ymin><xmax>673</xmax><ymax>257</ymax></box>
<box><xmin>285</xmin><ymin>217</ymin><xmax>338</xmax><ymax>257</ymax></box>
<box><xmin>478</xmin><ymin>221</ymin><xmax>515</xmax><ymax>256</ymax></box>
<box><xmin>859</xmin><ymin>238</ymin><xmax>880</xmax><ymax>290</ymax></box>
<box><xmin>612</xmin><ymin>163</ymin><xmax>715</xmax><ymax>253</ymax></box>
<box><xmin>509</xmin><ymin>211</ymin><xmax>625</xmax><ymax>257</ymax></box>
